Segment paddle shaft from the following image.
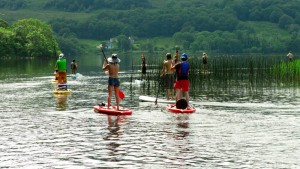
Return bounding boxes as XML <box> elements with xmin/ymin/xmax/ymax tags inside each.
<box><xmin>101</xmin><ymin>48</ymin><xmax>107</xmax><ymax>61</ymax></box>
<box><xmin>155</xmin><ymin>71</ymin><xmax>161</xmax><ymax>105</ymax></box>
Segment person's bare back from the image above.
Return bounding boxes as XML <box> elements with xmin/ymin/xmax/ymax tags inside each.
<box><xmin>105</xmin><ymin>64</ymin><xmax>119</xmax><ymax>78</ymax></box>
<box><xmin>163</xmin><ymin>60</ymin><xmax>173</xmax><ymax>74</ymax></box>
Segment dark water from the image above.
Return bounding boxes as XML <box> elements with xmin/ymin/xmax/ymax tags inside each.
<box><xmin>0</xmin><ymin>59</ymin><xmax>300</xmax><ymax>168</ymax></box>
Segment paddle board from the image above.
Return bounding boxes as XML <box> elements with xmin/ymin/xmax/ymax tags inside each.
<box><xmin>139</xmin><ymin>95</ymin><xmax>175</xmax><ymax>104</ymax></box>
<box><xmin>53</xmin><ymin>89</ymin><xmax>71</xmax><ymax>95</ymax></box>
<box><xmin>94</xmin><ymin>105</ymin><xmax>132</xmax><ymax>115</ymax></box>
<box><xmin>67</xmin><ymin>73</ymin><xmax>79</xmax><ymax>79</ymax></box>
<box><xmin>166</xmin><ymin>104</ymin><xmax>196</xmax><ymax>113</ymax></box>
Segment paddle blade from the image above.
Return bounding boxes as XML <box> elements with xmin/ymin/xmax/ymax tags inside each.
<box><xmin>118</xmin><ymin>90</ymin><xmax>125</xmax><ymax>99</ymax></box>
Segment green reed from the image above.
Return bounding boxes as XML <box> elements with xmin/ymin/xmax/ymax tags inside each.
<box><xmin>131</xmin><ymin>53</ymin><xmax>300</xmax><ymax>99</ymax></box>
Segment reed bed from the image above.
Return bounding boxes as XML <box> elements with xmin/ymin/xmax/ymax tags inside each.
<box><xmin>129</xmin><ymin>53</ymin><xmax>300</xmax><ymax>100</ymax></box>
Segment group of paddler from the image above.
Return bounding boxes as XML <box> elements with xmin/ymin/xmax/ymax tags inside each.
<box><xmin>159</xmin><ymin>49</ymin><xmax>192</xmax><ymax>109</ymax></box>
<box><xmin>99</xmin><ymin>45</ymin><xmax>195</xmax><ymax>111</ymax></box>
<box><xmin>53</xmin><ymin>46</ymin><xmax>198</xmax><ymax>113</ymax></box>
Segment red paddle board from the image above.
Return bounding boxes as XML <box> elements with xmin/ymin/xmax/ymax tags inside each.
<box><xmin>93</xmin><ymin>105</ymin><xmax>132</xmax><ymax>115</ymax></box>
<box><xmin>166</xmin><ymin>104</ymin><xmax>196</xmax><ymax>114</ymax></box>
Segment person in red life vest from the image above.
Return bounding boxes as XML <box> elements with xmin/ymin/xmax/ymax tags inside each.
<box><xmin>172</xmin><ymin>53</ymin><xmax>190</xmax><ymax>105</ymax></box>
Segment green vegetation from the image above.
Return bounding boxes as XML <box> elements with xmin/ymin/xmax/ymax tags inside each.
<box><xmin>0</xmin><ymin>18</ymin><xmax>60</xmax><ymax>59</ymax></box>
<box><xmin>1</xmin><ymin>0</ymin><xmax>300</xmax><ymax>58</ymax></box>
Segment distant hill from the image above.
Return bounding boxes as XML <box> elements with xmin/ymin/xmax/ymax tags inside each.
<box><xmin>1</xmin><ymin>0</ymin><xmax>300</xmax><ymax>54</ymax></box>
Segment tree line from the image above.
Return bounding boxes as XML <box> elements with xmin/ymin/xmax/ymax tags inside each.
<box><xmin>1</xmin><ymin>0</ymin><xmax>300</xmax><ymax>53</ymax></box>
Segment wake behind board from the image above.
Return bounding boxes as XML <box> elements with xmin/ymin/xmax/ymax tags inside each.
<box><xmin>166</xmin><ymin>104</ymin><xmax>196</xmax><ymax>114</ymax></box>
<box><xmin>139</xmin><ymin>95</ymin><xmax>175</xmax><ymax>104</ymax></box>
<box><xmin>94</xmin><ymin>105</ymin><xmax>132</xmax><ymax>116</ymax></box>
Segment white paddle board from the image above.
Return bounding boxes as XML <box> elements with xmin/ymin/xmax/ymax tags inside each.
<box><xmin>139</xmin><ymin>95</ymin><xmax>175</xmax><ymax>104</ymax></box>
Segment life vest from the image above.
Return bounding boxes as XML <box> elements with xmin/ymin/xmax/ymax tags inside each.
<box><xmin>177</xmin><ymin>62</ymin><xmax>189</xmax><ymax>80</ymax></box>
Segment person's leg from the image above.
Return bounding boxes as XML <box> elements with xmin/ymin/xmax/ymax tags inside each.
<box><xmin>58</xmin><ymin>72</ymin><xmax>63</xmax><ymax>84</ymax></box>
<box><xmin>182</xmin><ymin>80</ymin><xmax>190</xmax><ymax>105</ymax></box>
<box><xmin>176</xmin><ymin>88</ymin><xmax>182</xmax><ymax>101</ymax></box>
<box><xmin>62</xmin><ymin>72</ymin><xmax>67</xmax><ymax>83</ymax></box>
<box><xmin>114</xmin><ymin>87</ymin><xmax>120</xmax><ymax>110</ymax></box>
<box><xmin>107</xmin><ymin>85</ymin><xmax>113</xmax><ymax>109</ymax></box>
<box><xmin>184</xmin><ymin>91</ymin><xmax>189</xmax><ymax>105</ymax></box>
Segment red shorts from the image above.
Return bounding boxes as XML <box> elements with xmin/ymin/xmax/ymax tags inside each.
<box><xmin>174</xmin><ymin>80</ymin><xmax>190</xmax><ymax>92</ymax></box>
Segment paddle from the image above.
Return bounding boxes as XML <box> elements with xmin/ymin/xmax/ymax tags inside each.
<box><xmin>97</xmin><ymin>43</ymin><xmax>125</xmax><ymax>99</ymax></box>
<box><xmin>155</xmin><ymin>71</ymin><xmax>161</xmax><ymax>105</ymax></box>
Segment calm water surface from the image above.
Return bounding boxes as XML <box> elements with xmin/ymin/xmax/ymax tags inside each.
<box><xmin>0</xmin><ymin>70</ymin><xmax>300</xmax><ymax>169</ymax></box>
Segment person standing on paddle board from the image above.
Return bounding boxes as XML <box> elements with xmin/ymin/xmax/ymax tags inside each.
<box><xmin>172</xmin><ymin>53</ymin><xmax>190</xmax><ymax>105</ymax></box>
<box><xmin>55</xmin><ymin>53</ymin><xmax>67</xmax><ymax>85</ymax></box>
<box><xmin>161</xmin><ymin>53</ymin><xmax>175</xmax><ymax>100</ymax></box>
<box><xmin>202</xmin><ymin>52</ymin><xmax>208</xmax><ymax>73</ymax></box>
<box><xmin>70</xmin><ymin>59</ymin><xmax>77</xmax><ymax>74</ymax></box>
<box><xmin>287</xmin><ymin>51</ymin><xmax>293</xmax><ymax>62</ymax></box>
<box><xmin>141</xmin><ymin>54</ymin><xmax>146</xmax><ymax>79</ymax></box>
<box><xmin>102</xmin><ymin>54</ymin><xmax>121</xmax><ymax>111</ymax></box>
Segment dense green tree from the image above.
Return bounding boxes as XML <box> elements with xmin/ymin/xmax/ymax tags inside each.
<box><xmin>278</xmin><ymin>14</ymin><xmax>294</xmax><ymax>29</ymax></box>
<box><xmin>12</xmin><ymin>19</ymin><xmax>60</xmax><ymax>58</ymax></box>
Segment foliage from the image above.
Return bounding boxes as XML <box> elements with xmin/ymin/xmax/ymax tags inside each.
<box><xmin>43</xmin><ymin>0</ymin><xmax>152</xmax><ymax>12</ymax></box>
<box><xmin>0</xmin><ymin>18</ymin><xmax>60</xmax><ymax>59</ymax></box>
<box><xmin>2</xmin><ymin>0</ymin><xmax>300</xmax><ymax>54</ymax></box>
<box><xmin>0</xmin><ymin>0</ymin><xmax>28</xmax><ymax>10</ymax></box>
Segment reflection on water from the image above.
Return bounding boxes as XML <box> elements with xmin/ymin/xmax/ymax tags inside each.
<box><xmin>174</xmin><ymin>115</ymin><xmax>190</xmax><ymax>140</ymax></box>
<box><xmin>54</xmin><ymin>94</ymin><xmax>68</xmax><ymax>111</ymax></box>
<box><xmin>1</xmin><ymin>61</ymin><xmax>300</xmax><ymax>168</ymax></box>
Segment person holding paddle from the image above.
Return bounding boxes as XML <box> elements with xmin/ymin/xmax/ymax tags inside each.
<box><xmin>55</xmin><ymin>53</ymin><xmax>67</xmax><ymax>85</ymax></box>
<box><xmin>141</xmin><ymin>54</ymin><xmax>147</xmax><ymax>79</ymax></box>
<box><xmin>172</xmin><ymin>53</ymin><xmax>190</xmax><ymax>105</ymax></box>
<box><xmin>161</xmin><ymin>53</ymin><xmax>175</xmax><ymax>100</ymax></box>
<box><xmin>102</xmin><ymin>53</ymin><xmax>121</xmax><ymax>110</ymax></box>
<box><xmin>70</xmin><ymin>59</ymin><xmax>77</xmax><ymax>74</ymax></box>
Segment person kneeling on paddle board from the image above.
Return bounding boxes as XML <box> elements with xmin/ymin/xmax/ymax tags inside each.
<box><xmin>102</xmin><ymin>54</ymin><xmax>121</xmax><ymax>110</ymax></box>
<box><xmin>172</xmin><ymin>53</ymin><xmax>190</xmax><ymax>106</ymax></box>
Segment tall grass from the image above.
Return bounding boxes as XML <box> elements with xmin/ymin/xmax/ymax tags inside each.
<box><xmin>134</xmin><ymin>53</ymin><xmax>300</xmax><ymax>100</ymax></box>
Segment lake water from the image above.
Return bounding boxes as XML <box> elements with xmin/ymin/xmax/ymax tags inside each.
<box><xmin>0</xmin><ymin>59</ymin><xmax>300</xmax><ymax>169</ymax></box>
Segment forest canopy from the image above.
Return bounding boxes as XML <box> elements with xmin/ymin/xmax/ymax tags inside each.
<box><xmin>0</xmin><ymin>18</ymin><xmax>60</xmax><ymax>58</ymax></box>
<box><xmin>1</xmin><ymin>0</ymin><xmax>300</xmax><ymax>54</ymax></box>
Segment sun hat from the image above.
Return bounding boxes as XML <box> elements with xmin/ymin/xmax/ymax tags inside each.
<box><xmin>181</xmin><ymin>53</ymin><xmax>188</xmax><ymax>59</ymax></box>
<box><xmin>59</xmin><ymin>53</ymin><xmax>64</xmax><ymax>59</ymax></box>
<box><xmin>107</xmin><ymin>53</ymin><xmax>121</xmax><ymax>63</ymax></box>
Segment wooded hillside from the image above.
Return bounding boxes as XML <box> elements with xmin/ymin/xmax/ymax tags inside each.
<box><xmin>1</xmin><ymin>0</ymin><xmax>300</xmax><ymax>55</ymax></box>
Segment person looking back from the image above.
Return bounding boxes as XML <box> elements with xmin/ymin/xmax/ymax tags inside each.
<box><xmin>102</xmin><ymin>54</ymin><xmax>121</xmax><ymax>110</ymax></box>
<box><xmin>161</xmin><ymin>53</ymin><xmax>175</xmax><ymax>100</ymax></box>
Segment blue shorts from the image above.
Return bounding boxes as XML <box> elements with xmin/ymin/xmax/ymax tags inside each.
<box><xmin>108</xmin><ymin>77</ymin><xmax>120</xmax><ymax>87</ymax></box>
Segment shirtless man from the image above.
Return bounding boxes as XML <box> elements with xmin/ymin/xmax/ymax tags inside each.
<box><xmin>161</xmin><ymin>53</ymin><xmax>175</xmax><ymax>100</ymax></box>
<box><xmin>102</xmin><ymin>54</ymin><xmax>121</xmax><ymax>110</ymax></box>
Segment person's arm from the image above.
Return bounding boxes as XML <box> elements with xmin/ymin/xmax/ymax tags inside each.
<box><xmin>171</xmin><ymin>62</ymin><xmax>178</xmax><ymax>70</ymax></box>
<box><xmin>102</xmin><ymin>59</ymin><xmax>108</xmax><ymax>70</ymax></box>
<box><xmin>160</xmin><ymin>62</ymin><xmax>166</xmax><ymax>76</ymax></box>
